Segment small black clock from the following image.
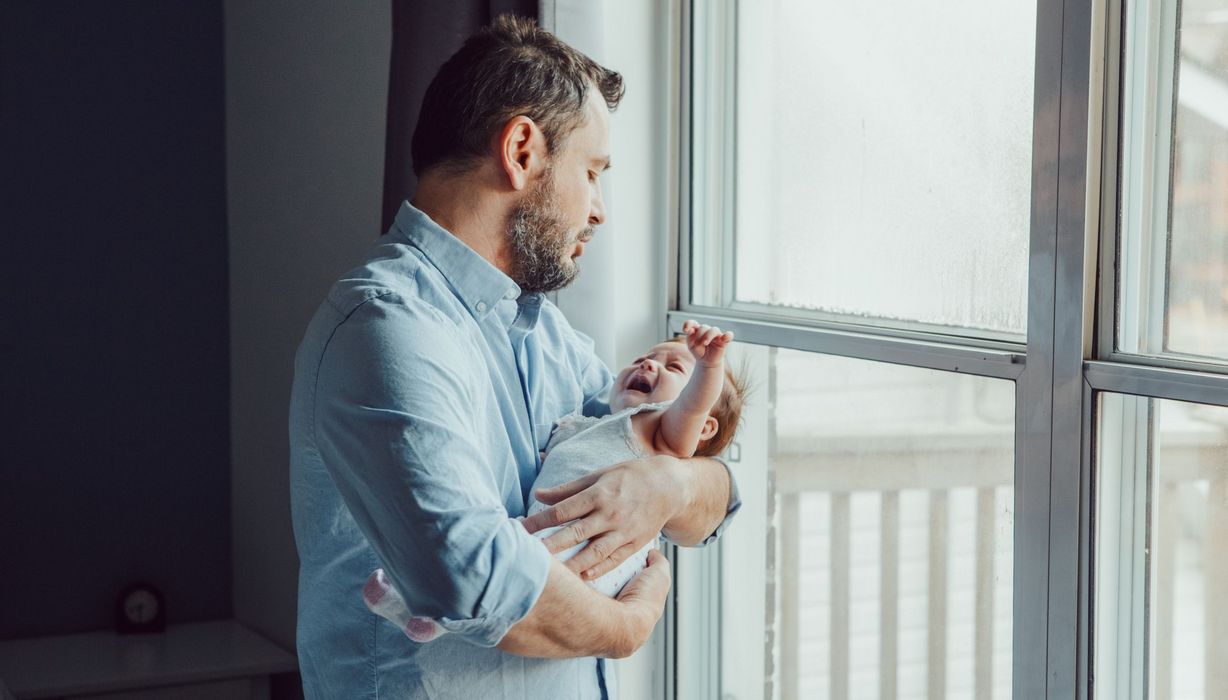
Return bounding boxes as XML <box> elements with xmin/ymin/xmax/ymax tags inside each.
<box><xmin>115</xmin><ymin>582</ymin><xmax>167</xmax><ymax>634</ymax></box>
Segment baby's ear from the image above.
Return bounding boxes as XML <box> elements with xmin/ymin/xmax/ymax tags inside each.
<box><xmin>699</xmin><ymin>415</ymin><xmax>718</xmax><ymax>442</ymax></box>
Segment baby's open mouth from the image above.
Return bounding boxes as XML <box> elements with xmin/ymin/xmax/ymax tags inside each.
<box><xmin>627</xmin><ymin>375</ymin><xmax>653</xmax><ymax>393</ymax></box>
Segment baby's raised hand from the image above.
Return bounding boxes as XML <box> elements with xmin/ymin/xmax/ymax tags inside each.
<box><xmin>682</xmin><ymin>320</ymin><xmax>733</xmax><ymax>366</ymax></box>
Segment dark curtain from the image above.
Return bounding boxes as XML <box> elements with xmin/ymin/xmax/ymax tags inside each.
<box><xmin>381</xmin><ymin>0</ymin><xmax>543</xmax><ymax>232</ymax></box>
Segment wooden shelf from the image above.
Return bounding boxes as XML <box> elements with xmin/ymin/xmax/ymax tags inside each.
<box><xmin>0</xmin><ymin>620</ymin><xmax>297</xmax><ymax>699</ymax></box>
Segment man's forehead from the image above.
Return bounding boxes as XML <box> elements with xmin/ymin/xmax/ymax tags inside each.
<box><xmin>584</xmin><ymin>85</ymin><xmax>610</xmax><ymax>123</ymax></box>
<box><xmin>573</xmin><ymin>89</ymin><xmax>610</xmax><ymax>151</ymax></box>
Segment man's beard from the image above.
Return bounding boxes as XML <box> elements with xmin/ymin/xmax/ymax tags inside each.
<box><xmin>507</xmin><ymin>168</ymin><xmax>592</xmax><ymax>294</ymax></box>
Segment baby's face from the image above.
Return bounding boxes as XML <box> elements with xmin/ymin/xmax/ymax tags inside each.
<box><xmin>610</xmin><ymin>341</ymin><xmax>696</xmax><ymax>412</ymax></box>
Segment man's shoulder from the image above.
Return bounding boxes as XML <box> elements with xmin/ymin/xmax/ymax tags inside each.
<box><xmin>322</xmin><ymin>239</ymin><xmax>465</xmax><ymax>326</ymax></box>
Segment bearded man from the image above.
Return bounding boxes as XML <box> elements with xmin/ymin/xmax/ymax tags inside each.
<box><xmin>288</xmin><ymin>16</ymin><xmax>740</xmax><ymax>699</ymax></box>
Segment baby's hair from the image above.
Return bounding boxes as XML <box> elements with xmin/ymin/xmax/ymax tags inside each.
<box><xmin>667</xmin><ymin>335</ymin><xmax>753</xmax><ymax>458</ymax></box>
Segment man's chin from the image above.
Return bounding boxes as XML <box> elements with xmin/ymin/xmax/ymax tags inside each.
<box><xmin>515</xmin><ymin>259</ymin><xmax>580</xmax><ymax>294</ymax></box>
<box><xmin>554</xmin><ymin>258</ymin><xmax>580</xmax><ymax>287</ymax></box>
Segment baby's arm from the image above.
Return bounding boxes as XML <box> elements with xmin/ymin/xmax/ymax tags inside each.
<box><xmin>655</xmin><ymin>322</ymin><xmax>733</xmax><ymax>457</ymax></box>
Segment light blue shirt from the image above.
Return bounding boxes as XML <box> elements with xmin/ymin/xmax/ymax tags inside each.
<box><xmin>289</xmin><ymin>202</ymin><xmax>741</xmax><ymax>699</ymax></box>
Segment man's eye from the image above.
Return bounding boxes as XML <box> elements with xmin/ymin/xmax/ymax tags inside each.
<box><xmin>588</xmin><ymin>171</ymin><xmax>598</xmax><ymax>182</ymax></box>
<box><xmin>670</xmin><ymin>363</ymin><xmax>685</xmax><ymax>372</ymax></box>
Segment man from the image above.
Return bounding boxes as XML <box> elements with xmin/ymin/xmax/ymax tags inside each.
<box><xmin>289</xmin><ymin>16</ymin><xmax>739</xmax><ymax>699</ymax></box>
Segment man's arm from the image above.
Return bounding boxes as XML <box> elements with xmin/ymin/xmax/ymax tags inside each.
<box><xmin>659</xmin><ymin>455</ymin><xmax>733</xmax><ymax>546</ymax></box>
<box><xmin>315</xmin><ymin>297</ymin><xmax>667</xmax><ymax>653</ymax></box>
<box><xmin>498</xmin><ymin>549</ymin><xmax>670</xmax><ymax>658</ymax></box>
<box><xmin>521</xmin><ymin>452</ymin><xmax>737</xmax><ymax>580</ymax></box>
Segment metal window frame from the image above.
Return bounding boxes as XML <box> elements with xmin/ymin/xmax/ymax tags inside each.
<box><xmin>668</xmin><ymin>0</ymin><xmax>1228</xmax><ymax>699</ymax></box>
<box><xmin>1086</xmin><ymin>360</ymin><xmax>1228</xmax><ymax>406</ymax></box>
<box><xmin>1099</xmin><ymin>0</ymin><xmax>1228</xmax><ymax>378</ymax></box>
<box><xmin>664</xmin><ymin>311</ymin><xmax>1025</xmax><ymax>380</ymax></box>
<box><xmin>1091</xmin><ymin>392</ymin><xmax>1153</xmax><ymax>700</ymax></box>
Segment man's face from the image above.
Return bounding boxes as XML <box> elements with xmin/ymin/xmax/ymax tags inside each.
<box><xmin>506</xmin><ymin>91</ymin><xmax>610</xmax><ymax>293</ymax></box>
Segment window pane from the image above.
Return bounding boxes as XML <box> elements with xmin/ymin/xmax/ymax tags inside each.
<box><xmin>691</xmin><ymin>1</ymin><xmax>1034</xmax><ymax>338</ymax></box>
<box><xmin>1117</xmin><ymin>0</ymin><xmax>1228</xmax><ymax>362</ymax></box>
<box><xmin>1094</xmin><ymin>394</ymin><xmax>1228</xmax><ymax>699</ymax></box>
<box><xmin>721</xmin><ymin>347</ymin><xmax>1015</xmax><ymax>699</ymax></box>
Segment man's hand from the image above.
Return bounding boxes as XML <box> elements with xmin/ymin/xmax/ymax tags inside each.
<box><xmin>496</xmin><ymin>548</ymin><xmax>671</xmax><ymax>659</ymax></box>
<box><xmin>610</xmin><ymin>548</ymin><xmax>671</xmax><ymax>652</ymax></box>
<box><xmin>521</xmin><ymin>455</ymin><xmax>688</xmax><ymax>580</ymax></box>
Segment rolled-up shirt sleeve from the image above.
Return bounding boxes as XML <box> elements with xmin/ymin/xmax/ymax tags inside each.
<box><xmin>313</xmin><ymin>294</ymin><xmax>551</xmax><ymax>647</ymax></box>
<box><xmin>663</xmin><ymin>457</ymin><xmax>743</xmax><ymax>548</ymax></box>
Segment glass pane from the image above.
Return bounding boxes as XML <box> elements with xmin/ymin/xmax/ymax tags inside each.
<box><xmin>1095</xmin><ymin>394</ymin><xmax>1228</xmax><ymax>700</ymax></box>
<box><xmin>1117</xmin><ymin>0</ymin><xmax>1228</xmax><ymax>362</ymax></box>
<box><xmin>720</xmin><ymin>347</ymin><xmax>1015</xmax><ymax>699</ymax></box>
<box><xmin>691</xmin><ymin>1</ymin><xmax>1034</xmax><ymax>338</ymax></box>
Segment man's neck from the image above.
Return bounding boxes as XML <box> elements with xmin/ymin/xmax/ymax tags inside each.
<box><xmin>412</xmin><ymin>170</ymin><xmax>513</xmax><ymax>274</ymax></box>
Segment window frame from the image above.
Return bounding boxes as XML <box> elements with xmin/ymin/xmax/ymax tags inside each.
<box><xmin>665</xmin><ymin>0</ymin><xmax>1228</xmax><ymax>698</ymax></box>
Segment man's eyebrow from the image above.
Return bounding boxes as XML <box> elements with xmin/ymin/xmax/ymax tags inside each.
<box><xmin>593</xmin><ymin>156</ymin><xmax>611</xmax><ymax>171</ymax></box>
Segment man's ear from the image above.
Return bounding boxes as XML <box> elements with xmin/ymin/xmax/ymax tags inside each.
<box><xmin>497</xmin><ymin>116</ymin><xmax>548</xmax><ymax>192</ymax></box>
<box><xmin>699</xmin><ymin>416</ymin><xmax>719</xmax><ymax>442</ymax></box>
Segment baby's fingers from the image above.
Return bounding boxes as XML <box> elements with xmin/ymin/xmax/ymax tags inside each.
<box><xmin>699</xmin><ymin>325</ymin><xmax>723</xmax><ymax>347</ymax></box>
<box><xmin>704</xmin><ymin>332</ymin><xmax>733</xmax><ymax>363</ymax></box>
<box><xmin>686</xmin><ymin>323</ymin><xmax>711</xmax><ymax>347</ymax></box>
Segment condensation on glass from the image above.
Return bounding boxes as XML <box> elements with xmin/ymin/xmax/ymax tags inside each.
<box><xmin>1094</xmin><ymin>394</ymin><xmax>1228</xmax><ymax>700</ymax></box>
<box><xmin>720</xmin><ymin>347</ymin><xmax>1015</xmax><ymax>700</ymax></box>
<box><xmin>692</xmin><ymin>1</ymin><xmax>1035</xmax><ymax>338</ymax></box>
<box><xmin>1117</xmin><ymin>0</ymin><xmax>1228</xmax><ymax>362</ymax></box>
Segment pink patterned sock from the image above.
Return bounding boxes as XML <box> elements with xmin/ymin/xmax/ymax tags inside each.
<box><xmin>363</xmin><ymin>569</ymin><xmax>446</xmax><ymax>643</ymax></box>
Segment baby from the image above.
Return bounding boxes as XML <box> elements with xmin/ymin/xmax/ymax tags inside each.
<box><xmin>363</xmin><ymin>320</ymin><xmax>749</xmax><ymax>642</ymax></box>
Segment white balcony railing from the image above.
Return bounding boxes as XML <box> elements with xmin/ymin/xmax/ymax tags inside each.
<box><xmin>771</xmin><ymin>433</ymin><xmax>1227</xmax><ymax>700</ymax></box>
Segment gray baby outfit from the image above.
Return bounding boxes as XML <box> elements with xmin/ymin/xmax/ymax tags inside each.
<box><xmin>529</xmin><ymin>401</ymin><xmax>671</xmax><ymax>598</ymax></box>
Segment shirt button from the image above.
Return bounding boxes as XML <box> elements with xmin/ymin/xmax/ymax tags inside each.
<box><xmin>476</xmin><ymin>301</ymin><xmax>487</xmax><ymax>313</ymax></box>
<box><xmin>505</xmin><ymin>289</ymin><xmax>517</xmax><ymax>300</ymax></box>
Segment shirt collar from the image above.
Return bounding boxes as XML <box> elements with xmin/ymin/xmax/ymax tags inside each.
<box><xmin>390</xmin><ymin>201</ymin><xmax>523</xmax><ymax>320</ymax></box>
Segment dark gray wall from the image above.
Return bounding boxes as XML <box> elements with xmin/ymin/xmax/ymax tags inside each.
<box><xmin>0</xmin><ymin>2</ymin><xmax>231</xmax><ymax>637</ymax></box>
<box><xmin>225</xmin><ymin>0</ymin><xmax>389</xmax><ymax>651</ymax></box>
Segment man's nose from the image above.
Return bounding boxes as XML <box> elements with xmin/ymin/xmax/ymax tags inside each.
<box><xmin>589</xmin><ymin>184</ymin><xmax>606</xmax><ymax>226</ymax></box>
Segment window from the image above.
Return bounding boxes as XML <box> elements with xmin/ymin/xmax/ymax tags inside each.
<box><xmin>669</xmin><ymin>1</ymin><xmax>1228</xmax><ymax>699</ymax></box>
<box><xmin>688</xmin><ymin>1</ymin><xmax>1034</xmax><ymax>339</ymax></box>
<box><xmin>1095</xmin><ymin>395</ymin><xmax>1228</xmax><ymax>700</ymax></box>
<box><xmin>719</xmin><ymin>349</ymin><xmax>1015</xmax><ymax>700</ymax></box>
<box><xmin>1115</xmin><ymin>0</ymin><xmax>1228</xmax><ymax>365</ymax></box>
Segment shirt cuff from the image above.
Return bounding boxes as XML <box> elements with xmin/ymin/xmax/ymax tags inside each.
<box><xmin>435</xmin><ymin>518</ymin><xmax>552</xmax><ymax>646</ymax></box>
<box><xmin>665</xmin><ymin>457</ymin><xmax>743</xmax><ymax>548</ymax></box>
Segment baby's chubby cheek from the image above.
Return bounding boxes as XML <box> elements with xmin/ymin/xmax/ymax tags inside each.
<box><xmin>608</xmin><ymin>386</ymin><xmax>632</xmax><ymax>412</ymax></box>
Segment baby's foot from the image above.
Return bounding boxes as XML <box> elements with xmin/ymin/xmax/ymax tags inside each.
<box><xmin>363</xmin><ymin>569</ymin><xmax>446</xmax><ymax>643</ymax></box>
